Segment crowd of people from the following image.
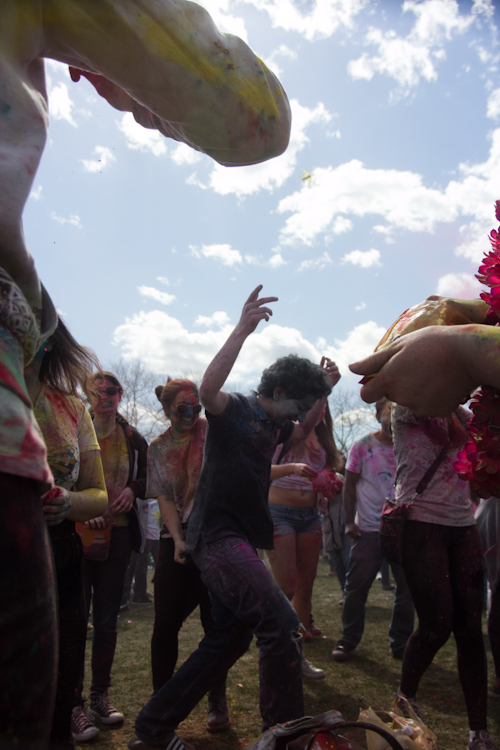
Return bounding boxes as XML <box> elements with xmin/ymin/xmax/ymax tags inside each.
<box><xmin>2</xmin><ymin>3</ymin><xmax>500</xmax><ymax>750</ymax></box>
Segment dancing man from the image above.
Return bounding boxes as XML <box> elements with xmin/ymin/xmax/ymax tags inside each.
<box><xmin>128</xmin><ymin>286</ymin><xmax>339</xmax><ymax>750</ymax></box>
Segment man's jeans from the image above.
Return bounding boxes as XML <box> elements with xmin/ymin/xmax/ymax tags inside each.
<box><xmin>135</xmin><ymin>536</ymin><xmax>304</xmax><ymax>745</ymax></box>
<box><xmin>341</xmin><ymin>531</ymin><xmax>414</xmax><ymax>652</ymax></box>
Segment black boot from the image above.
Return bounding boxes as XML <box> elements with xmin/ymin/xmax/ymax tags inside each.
<box><xmin>206</xmin><ymin>681</ymin><xmax>230</xmax><ymax>733</ymax></box>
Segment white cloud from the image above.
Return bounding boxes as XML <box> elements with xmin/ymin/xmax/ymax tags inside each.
<box><xmin>297</xmin><ymin>251</ymin><xmax>332</xmax><ymax>272</ymax></box>
<box><xmin>196</xmin><ymin>0</ymin><xmax>249</xmax><ymax>41</ymax></box>
<box><xmin>266</xmin><ymin>44</ymin><xmax>298</xmax><ymax>76</ymax></box>
<box><xmin>269</xmin><ymin>252</ymin><xmax>287</xmax><ymax>268</ymax></box>
<box><xmin>30</xmin><ymin>185</ymin><xmax>43</xmax><ymax>201</ymax></box>
<box><xmin>196</xmin><ymin>99</ymin><xmax>332</xmax><ymax>197</ymax></box>
<box><xmin>81</xmin><ymin>146</ymin><xmax>116</xmax><ymax>173</ymax></box>
<box><xmin>195</xmin><ymin>311</ymin><xmax>231</xmax><ymax>328</ymax></box>
<box><xmin>348</xmin><ymin>0</ymin><xmax>475</xmax><ymax>93</ymax></box>
<box><xmin>138</xmin><ymin>286</ymin><xmax>176</xmax><ymax>305</ymax></box>
<box><xmin>277</xmin><ymin>129</ymin><xmax>500</xmax><ymax>261</ymax></box>
<box><xmin>48</xmin><ymin>82</ymin><xmax>78</xmax><ymax>127</ymax></box>
<box><xmin>241</xmin><ymin>0</ymin><xmax>370</xmax><ymax>41</ymax></box>
<box><xmin>318</xmin><ymin>320</ymin><xmax>387</xmax><ymax>377</ymax></box>
<box><xmin>191</xmin><ymin>243</ymin><xmax>243</xmax><ymax>267</ymax></box>
<box><xmin>117</xmin><ymin>113</ymin><xmax>168</xmax><ymax>156</ymax></box>
<box><xmin>355</xmin><ymin>301</ymin><xmax>367</xmax><ymax>311</ymax></box>
<box><xmin>113</xmin><ymin>308</ymin><xmax>384</xmax><ymax>386</ymax></box>
<box><xmin>169</xmin><ymin>143</ymin><xmax>202</xmax><ymax>166</ymax></box>
<box><xmin>50</xmin><ymin>212</ymin><xmax>82</xmax><ymax>229</ymax></box>
<box><xmin>342</xmin><ymin>248</ymin><xmax>381</xmax><ymax>268</ymax></box>
<box><xmin>157</xmin><ymin>277</ymin><xmax>170</xmax><ymax>286</ymax></box>
<box><xmin>487</xmin><ymin>88</ymin><xmax>500</xmax><ymax>119</ymax></box>
<box><xmin>436</xmin><ymin>272</ymin><xmax>482</xmax><ymax>298</ymax></box>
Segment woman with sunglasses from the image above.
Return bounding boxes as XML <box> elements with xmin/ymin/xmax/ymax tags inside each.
<box><xmin>74</xmin><ymin>371</ymin><xmax>147</xmax><ymax>735</ymax></box>
<box><xmin>148</xmin><ymin>378</ymin><xmax>229</xmax><ymax>733</ymax></box>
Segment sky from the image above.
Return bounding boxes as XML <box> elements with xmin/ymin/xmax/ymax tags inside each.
<box><xmin>25</xmin><ymin>0</ymin><xmax>500</xmax><ymax>396</ymax></box>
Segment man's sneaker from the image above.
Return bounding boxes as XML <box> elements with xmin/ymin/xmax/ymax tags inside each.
<box><xmin>132</xmin><ymin>594</ymin><xmax>152</xmax><ymax>605</ymax></box>
<box><xmin>89</xmin><ymin>691</ymin><xmax>124</xmax><ymax>724</ymax></box>
<box><xmin>394</xmin><ymin>687</ymin><xmax>423</xmax><ymax>720</ymax></box>
<box><xmin>303</xmin><ymin>630</ymin><xmax>313</xmax><ymax>642</ymax></box>
<box><xmin>71</xmin><ymin>704</ymin><xmax>100</xmax><ymax>741</ymax></box>
<box><xmin>468</xmin><ymin>730</ymin><xmax>500</xmax><ymax>750</ymax></box>
<box><xmin>331</xmin><ymin>640</ymin><xmax>355</xmax><ymax>662</ymax></box>
<box><xmin>301</xmin><ymin>656</ymin><xmax>325</xmax><ymax>679</ymax></box>
<box><xmin>127</xmin><ymin>732</ymin><xmax>195</xmax><ymax>749</ymax></box>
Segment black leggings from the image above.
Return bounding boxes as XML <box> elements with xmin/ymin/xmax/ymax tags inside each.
<box><xmin>48</xmin><ymin>523</ymin><xmax>87</xmax><ymax>748</ymax></box>
<box><xmin>401</xmin><ymin>520</ymin><xmax>487</xmax><ymax>731</ymax></box>
<box><xmin>151</xmin><ymin>536</ymin><xmax>221</xmax><ymax>693</ymax></box>
<box><xmin>489</xmin><ymin>581</ymin><xmax>500</xmax><ymax>682</ymax></box>
<box><xmin>0</xmin><ymin>472</ymin><xmax>57</xmax><ymax>749</ymax></box>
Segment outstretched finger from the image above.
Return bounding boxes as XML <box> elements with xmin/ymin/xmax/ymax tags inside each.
<box><xmin>349</xmin><ymin>346</ymin><xmax>395</xmax><ymax>377</ymax></box>
<box><xmin>253</xmin><ymin>296</ymin><xmax>279</xmax><ymax>307</ymax></box>
<box><xmin>245</xmin><ymin>285</ymin><xmax>264</xmax><ymax>305</ymax></box>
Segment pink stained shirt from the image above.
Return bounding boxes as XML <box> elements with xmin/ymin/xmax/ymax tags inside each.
<box><xmin>392</xmin><ymin>405</ymin><xmax>475</xmax><ymax>527</ymax></box>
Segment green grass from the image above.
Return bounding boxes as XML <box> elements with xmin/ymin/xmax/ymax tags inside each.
<box><xmin>82</xmin><ymin>558</ymin><xmax>500</xmax><ymax>749</ymax></box>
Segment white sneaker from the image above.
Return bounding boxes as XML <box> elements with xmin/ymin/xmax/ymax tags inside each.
<box><xmin>71</xmin><ymin>704</ymin><xmax>100</xmax><ymax>741</ymax></box>
<box><xmin>301</xmin><ymin>656</ymin><xmax>325</xmax><ymax>679</ymax></box>
<box><xmin>468</xmin><ymin>731</ymin><xmax>500</xmax><ymax>750</ymax></box>
<box><xmin>89</xmin><ymin>690</ymin><xmax>124</xmax><ymax>724</ymax></box>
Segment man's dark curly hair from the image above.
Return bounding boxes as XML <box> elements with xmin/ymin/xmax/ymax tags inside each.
<box><xmin>257</xmin><ymin>354</ymin><xmax>332</xmax><ymax>400</ymax></box>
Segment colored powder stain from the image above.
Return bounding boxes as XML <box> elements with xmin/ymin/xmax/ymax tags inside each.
<box><xmin>0</xmin><ymin>101</ymin><xmax>11</xmax><ymax>116</ymax></box>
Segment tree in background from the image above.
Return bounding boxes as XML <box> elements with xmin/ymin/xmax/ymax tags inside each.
<box><xmin>109</xmin><ymin>359</ymin><xmax>169</xmax><ymax>441</ymax></box>
<box><xmin>329</xmin><ymin>388</ymin><xmax>377</xmax><ymax>460</ymax></box>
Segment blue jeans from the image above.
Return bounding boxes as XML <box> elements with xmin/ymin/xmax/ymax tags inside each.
<box><xmin>135</xmin><ymin>536</ymin><xmax>303</xmax><ymax>744</ymax></box>
<box><xmin>341</xmin><ymin>531</ymin><xmax>414</xmax><ymax>652</ymax></box>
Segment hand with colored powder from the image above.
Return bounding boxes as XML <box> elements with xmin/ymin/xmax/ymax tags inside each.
<box><xmin>42</xmin><ymin>487</ymin><xmax>72</xmax><ymax>526</ymax></box>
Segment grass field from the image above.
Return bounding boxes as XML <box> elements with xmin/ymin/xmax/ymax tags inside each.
<box><xmin>81</xmin><ymin>557</ymin><xmax>500</xmax><ymax>749</ymax></box>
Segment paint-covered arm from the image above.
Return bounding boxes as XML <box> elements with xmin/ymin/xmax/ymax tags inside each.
<box><xmin>200</xmin><ymin>285</ymin><xmax>278</xmax><ymax>416</ymax></box>
<box><xmin>342</xmin><ymin>469</ymin><xmax>361</xmax><ymax>539</ymax></box>
<box><xmin>350</xmin><ymin>324</ymin><xmax>500</xmax><ymax>417</ymax></box>
<box><xmin>158</xmin><ymin>494</ymin><xmax>188</xmax><ymax>564</ymax></box>
<box><xmin>42</xmin><ymin>449</ymin><xmax>108</xmax><ymax>524</ymax></box>
<box><xmin>43</xmin><ymin>0</ymin><xmax>291</xmax><ymax>166</ymax></box>
<box><xmin>290</xmin><ymin>358</ymin><xmax>340</xmax><ymax>441</ymax></box>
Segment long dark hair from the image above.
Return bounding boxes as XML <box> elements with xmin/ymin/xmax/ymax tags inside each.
<box><xmin>39</xmin><ymin>317</ymin><xmax>100</xmax><ymax>396</ymax></box>
<box><xmin>315</xmin><ymin>402</ymin><xmax>343</xmax><ymax>471</ymax></box>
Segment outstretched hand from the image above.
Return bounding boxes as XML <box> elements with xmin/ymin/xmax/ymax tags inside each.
<box><xmin>349</xmin><ymin>326</ymin><xmax>477</xmax><ymax>416</ymax></box>
<box><xmin>320</xmin><ymin>356</ymin><xmax>341</xmax><ymax>388</ymax></box>
<box><xmin>236</xmin><ymin>285</ymin><xmax>278</xmax><ymax>337</ymax></box>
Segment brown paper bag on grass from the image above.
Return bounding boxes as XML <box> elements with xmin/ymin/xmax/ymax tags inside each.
<box><xmin>359</xmin><ymin>703</ymin><xmax>438</xmax><ymax>750</ymax></box>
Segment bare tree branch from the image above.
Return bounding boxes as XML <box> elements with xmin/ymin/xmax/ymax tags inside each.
<box><xmin>328</xmin><ymin>388</ymin><xmax>377</xmax><ymax>458</ymax></box>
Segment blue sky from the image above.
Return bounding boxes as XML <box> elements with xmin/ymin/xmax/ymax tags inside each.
<box><xmin>26</xmin><ymin>0</ymin><xmax>500</xmax><ymax>393</ymax></box>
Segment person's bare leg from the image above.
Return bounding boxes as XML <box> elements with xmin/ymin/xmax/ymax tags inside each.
<box><xmin>267</xmin><ymin>534</ymin><xmax>297</xmax><ymax>602</ymax></box>
<box><xmin>292</xmin><ymin>533</ymin><xmax>322</xmax><ymax>632</ymax></box>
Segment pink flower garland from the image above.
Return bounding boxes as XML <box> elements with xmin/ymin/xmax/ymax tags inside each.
<box><xmin>454</xmin><ymin>201</ymin><xmax>500</xmax><ymax>497</ymax></box>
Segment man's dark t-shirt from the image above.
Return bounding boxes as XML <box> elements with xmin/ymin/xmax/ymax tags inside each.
<box><xmin>186</xmin><ymin>393</ymin><xmax>294</xmax><ymax>552</ymax></box>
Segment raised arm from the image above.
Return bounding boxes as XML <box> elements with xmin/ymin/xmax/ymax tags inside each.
<box><xmin>199</xmin><ymin>285</ymin><xmax>278</xmax><ymax>415</ymax></box>
<box><xmin>349</xmin><ymin>323</ymin><xmax>500</xmax><ymax>416</ymax></box>
<box><xmin>44</xmin><ymin>0</ymin><xmax>291</xmax><ymax>166</ymax></box>
<box><xmin>290</xmin><ymin>357</ymin><xmax>340</xmax><ymax>441</ymax></box>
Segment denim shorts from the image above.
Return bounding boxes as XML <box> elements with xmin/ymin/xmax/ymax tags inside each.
<box><xmin>269</xmin><ymin>504</ymin><xmax>322</xmax><ymax>537</ymax></box>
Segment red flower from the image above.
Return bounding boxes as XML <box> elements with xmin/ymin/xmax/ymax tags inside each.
<box><xmin>458</xmin><ymin>202</ymin><xmax>500</xmax><ymax>496</ymax></box>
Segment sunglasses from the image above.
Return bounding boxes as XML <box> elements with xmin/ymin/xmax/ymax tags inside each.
<box><xmin>96</xmin><ymin>386</ymin><xmax>120</xmax><ymax>396</ymax></box>
<box><xmin>176</xmin><ymin>403</ymin><xmax>202</xmax><ymax>415</ymax></box>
